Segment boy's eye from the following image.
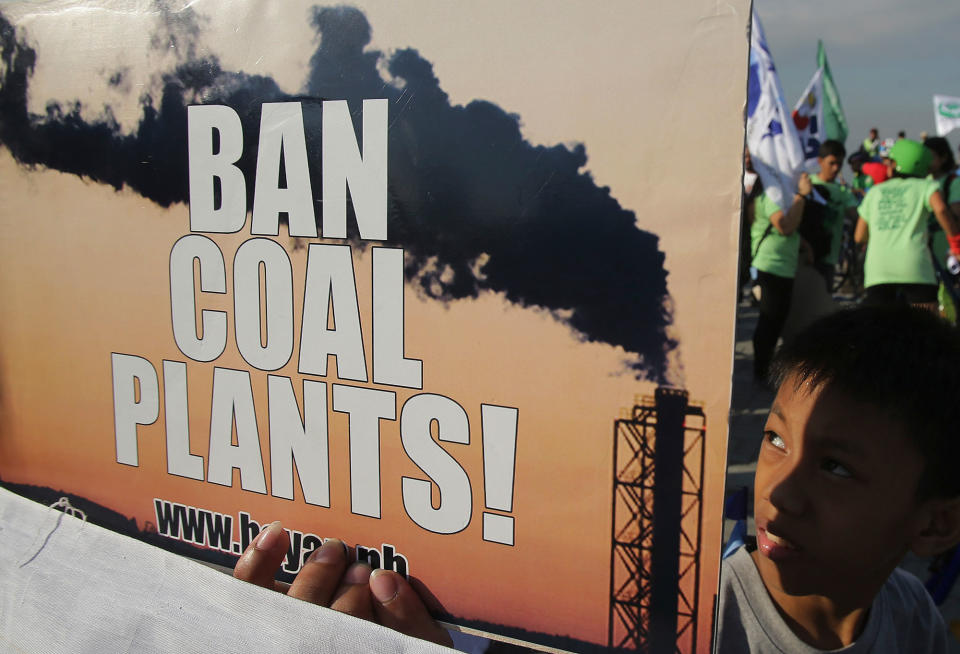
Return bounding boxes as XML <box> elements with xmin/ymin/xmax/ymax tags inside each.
<box><xmin>764</xmin><ymin>431</ymin><xmax>786</xmax><ymax>451</ymax></box>
<box><xmin>821</xmin><ymin>459</ymin><xmax>853</xmax><ymax>478</ymax></box>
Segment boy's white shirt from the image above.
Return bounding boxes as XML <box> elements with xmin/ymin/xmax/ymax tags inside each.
<box><xmin>716</xmin><ymin>546</ymin><xmax>949</xmax><ymax>653</ymax></box>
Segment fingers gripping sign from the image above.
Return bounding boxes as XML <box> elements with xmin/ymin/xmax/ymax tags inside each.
<box><xmin>232</xmin><ymin>520</ymin><xmax>290</xmax><ymax>591</ymax></box>
<box><xmin>290</xmin><ymin>539</ymin><xmax>356</xmax><ymax>607</ymax></box>
<box><xmin>370</xmin><ymin>569</ymin><xmax>454</xmax><ymax>647</ymax></box>
<box><xmin>232</xmin><ymin>521</ymin><xmax>453</xmax><ymax>648</ymax></box>
<box><xmin>327</xmin><ymin>562</ymin><xmax>375</xmax><ymax>621</ymax></box>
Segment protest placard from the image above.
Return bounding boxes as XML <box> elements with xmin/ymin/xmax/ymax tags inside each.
<box><xmin>0</xmin><ymin>2</ymin><xmax>749</xmax><ymax>651</ymax></box>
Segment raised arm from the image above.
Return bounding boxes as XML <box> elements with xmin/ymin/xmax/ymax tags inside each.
<box><xmin>772</xmin><ymin>173</ymin><xmax>812</xmax><ymax>236</ymax></box>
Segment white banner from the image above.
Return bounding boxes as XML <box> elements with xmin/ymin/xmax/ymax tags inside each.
<box><xmin>793</xmin><ymin>68</ymin><xmax>825</xmax><ymax>172</ymax></box>
<box><xmin>746</xmin><ymin>10</ymin><xmax>804</xmax><ymax>209</ymax></box>
<box><xmin>934</xmin><ymin>95</ymin><xmax>960</xmax><ymax>137</ymax></box>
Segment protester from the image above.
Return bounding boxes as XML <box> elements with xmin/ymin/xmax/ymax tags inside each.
<box><xmin>924</xmin><ymin>136</ymin><xmax>960</xmax><ymax>320</ymax></box>
<box><xmin>862</xmin><ymin>127</ymin><xmax>880</xmax><ymax>158</ymax></box>
<box><xmin>926</xmin><ymin>136</ymin><xmax>960</xmax><ymax>191</ymax></box>
<box><xmin>750</xmin><ymin>172</ymin><xmax>813</xmax><ymax>382</ymax></box>
<box><xmin>740</xmin><ymin>148</ymin><xmax>763</xmax><ymax>298</ymax></box>
<box><xmin>847</xmin><ymin>151</ymin><xmax>873</xmax><ymax>200</ymax></box>
<box><xmin>855</xmin><ymin>139</ymin><xmax>960</xmax><ymax>310</ymax></box>
<box><xmin>809</xmin><ymin>140</ymin><xmax>858</xmax><ymax>291</ymax></box>
<box><xmin>718</xmin><ymin>304</ymin><xmax>960</xmax><ymax>651</ymax></box>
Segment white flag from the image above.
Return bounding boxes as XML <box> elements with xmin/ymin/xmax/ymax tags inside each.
<box><xmin>793</xmin><ymin>68</ymin><xmax>825</xmax><ymax>173</ymax></box>
<box><xmin>934</xmin><ymin>95</ymin><xmax>960</xmax><ymax>137</ymax></box>
<box><xmin>746</xmin><ymin>10</ymin><xmax>804</xmax><ymax>209</ymax></box>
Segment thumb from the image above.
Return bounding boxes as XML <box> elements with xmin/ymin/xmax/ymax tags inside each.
<box><xmin>369</xmin><ymin>569</ymin><xmax>453</xmax><ymax>648</ymax></box>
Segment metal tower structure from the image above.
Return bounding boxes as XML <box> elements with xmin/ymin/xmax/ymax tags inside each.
<box><xmin>607</xmin><ymin>387</ymin><xmax>706</xmax><ymax>653</ymax></box>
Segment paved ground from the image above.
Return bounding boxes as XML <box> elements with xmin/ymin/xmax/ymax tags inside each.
<box><xmin>724</xmin><ymin>296</ymin><xmax>960</xmax><ymax>649</ymax></box>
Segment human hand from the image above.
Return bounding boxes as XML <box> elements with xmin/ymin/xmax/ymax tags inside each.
<box><xmin>797</xmin><ymin>172</ymin><xmax>813</xmax><ymax>197</ymax></box>
<box><xmin>233</xmin><ymin>521</ymin><xmax>453</xmax><ymax>648</ymax></box>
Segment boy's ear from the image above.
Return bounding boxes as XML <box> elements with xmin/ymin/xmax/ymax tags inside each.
<box><xmin>911</xmin><ymin>497</ymin><xmax>960</xmax><ymax>557</ymax></box>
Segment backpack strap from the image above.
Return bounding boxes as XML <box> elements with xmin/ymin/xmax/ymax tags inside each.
<box><xmin>752</xmin><ymin>222</ymin><xmax>775</xmax><ymax>261</ymax></box>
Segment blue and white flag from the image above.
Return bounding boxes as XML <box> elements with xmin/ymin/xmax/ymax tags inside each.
<box><xmin>793</xmin><ymin>68</ymin><xmax>825</xmax><ymax>173</ymax></box>
<box><xmin>746</xmin><ymin>10</ymin><xmax>804</xmax><ymax>209</ymax></box>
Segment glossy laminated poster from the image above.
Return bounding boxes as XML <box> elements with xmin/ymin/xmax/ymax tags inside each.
<box><xmin>0</xmin><ymin>2</ymin><xmax>749</xmax><ymax>652</ymax></box>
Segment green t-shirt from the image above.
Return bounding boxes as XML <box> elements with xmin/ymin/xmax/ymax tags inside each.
<box><xmin>930</xmin><ymin>174</ymin><xmax>960</xmax><ymax>262</ymax></box>
<box><xmin>852</xmin><ymin>173</ymin><xmax>874</xmax><ymax>193</ymax></box>
<box><xmin>945</xmin><ymin>174</ymin><xmax>960</xmax><ymax>204</ymax></box>
<box><xmin>751</xmin><ymin>191</ymin><xmax>799</xmax><ymax>279</ymax></box>
<box><xmin>859</xmin><ymin>177</ymin><xmax>940</xmax><ymax>287</ymax></box>
<box><xmin>811</xmin><ymin>174</ymin><xmax>858</xmax><ymax>265</ymax></box>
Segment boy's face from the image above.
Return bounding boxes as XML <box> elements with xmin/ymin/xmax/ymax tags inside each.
<box><xmin>752</xmin><ymin>375</ymin><xmax>929</xmax><ymax>606</ymax></box>
<box><xmin>817</xmin><ymin>155</ymin><xmax>841</xmax><ymax>182</ymax></box>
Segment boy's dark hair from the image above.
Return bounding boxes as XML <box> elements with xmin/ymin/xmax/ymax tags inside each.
<box><xmin>925</xmin><ymin>136</ymin><xmax>957</xmax><ymax>172</ymax></box>
<box><xmin>769</xmin><ymin>305</ymin><xmax>960</xmax><ymax>499</ymax></box>
<box><xmin>847</xmin><ymin>151</ymin><xmax>866</xmax><ymax>166</ymax></box>
<box><xmin>818</xmin><ymin>139</ymin><xmax>846</xmax><ymax>161</ymax></box>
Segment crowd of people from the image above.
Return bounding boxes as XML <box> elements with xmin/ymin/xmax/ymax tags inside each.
<box><xmin>744</xmin><ymin>131</ymin><xmax>960</xmax><ymax>384</ymax></box>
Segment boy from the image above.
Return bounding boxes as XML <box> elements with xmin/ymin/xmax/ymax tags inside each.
<box><xmin>856</xmin><ymin>139</ymin><xmax>960</xmax><ymax>310</ymax></box>
<box><xmin>717</xmin><ymin>304</ymin><xmax>960</xmax><ymax>651</ymax></box>
<box><xmin>810</xmin><ymin>140</ymin><xmax>859</xmax><ymax>291</ymax></box>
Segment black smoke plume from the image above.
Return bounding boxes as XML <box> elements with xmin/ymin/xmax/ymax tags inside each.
<box><xmin>0</xmin><ymin>6</ymin><xmax>676</xmax><ymax>380</ymax></box>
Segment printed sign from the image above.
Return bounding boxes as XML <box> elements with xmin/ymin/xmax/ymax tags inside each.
<box><xmin>0</xmin><ymin>2</ymin><xmax>748</xmax><ymax>651</ymax></box>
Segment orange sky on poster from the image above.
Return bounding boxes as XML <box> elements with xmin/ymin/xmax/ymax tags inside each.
<box><xmin>0</xmin><ymin>154</ymin><xmax>722</xmax><ymax>646</ymax></box>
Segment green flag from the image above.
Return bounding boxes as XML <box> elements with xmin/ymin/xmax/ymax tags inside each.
<box><xmin>817</xmin><ymin>40</ymin><xmax>848</xmax><ymax>143</ymax></box>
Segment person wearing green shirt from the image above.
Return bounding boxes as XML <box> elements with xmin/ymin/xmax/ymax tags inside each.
<box><xmin>925</xmin><ymin>136</ymin><xmax>960</xmax><ymax>248</ymax></box>
<box><xmin>862</xmin><ymin>127</ymin><xmax>880</xmax><ymax>158</ymax></box>
<box><xmin>848</xmin><ymin>151</ymin><xmax>874</xmax><ymax>200</ymax></box>
<box><xmin>851</xmin><ymin>171</ymin><xmax>874</xmax><ymax>196</ymax></box>
<box><xmin>810</xmin><ymin>140</ymin><xmax>859</xmax><ymax>292</ymax></box>
<box><xmin>750</xmin><ymin>173</ymin><xmax>812</xmax><ymax>382</ymax></box>
<box><xmin>924</xmin><ymin>136</ymin><xmax>960</xmax><ymax>321</ymax></box>
<box><xmin>855</xmin><ymin>139</ymin><xmax>960</xmax><ymax>310</ymax></box>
